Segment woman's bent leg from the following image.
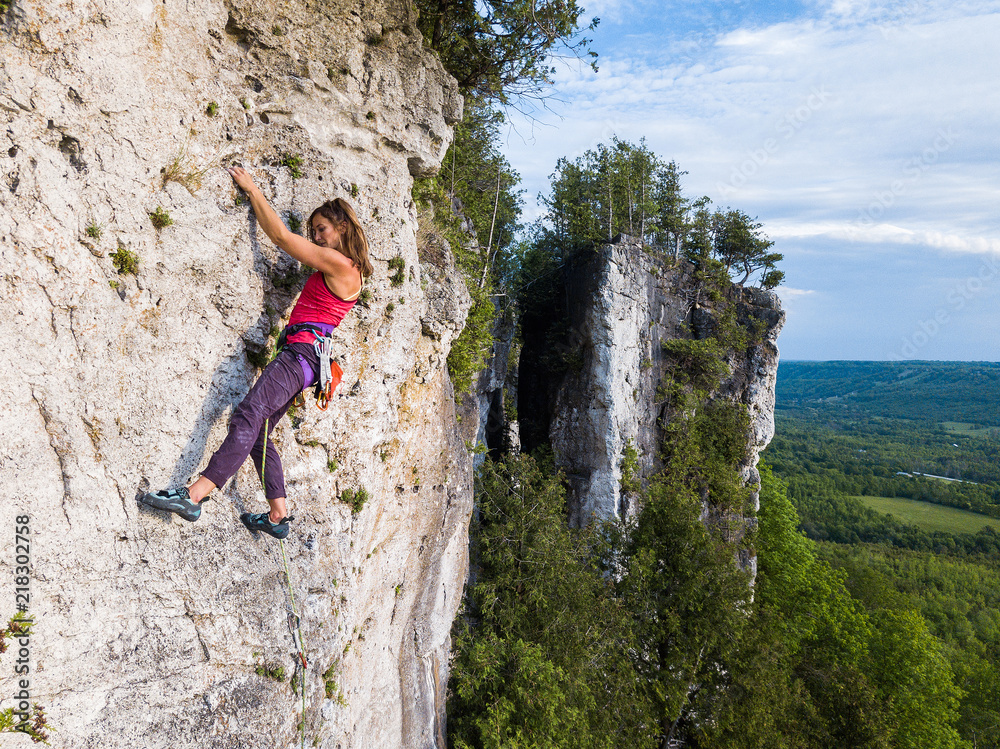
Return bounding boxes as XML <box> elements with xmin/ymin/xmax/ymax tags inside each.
<box><xmin>249</xmin><ymin>395</ymin><xmax>297</xmax><ymax>501</ymax></box>
<box><xmin>201</xmin><ymin>351</ymin><xmax>304</xmax><ymax>492</ymax></box>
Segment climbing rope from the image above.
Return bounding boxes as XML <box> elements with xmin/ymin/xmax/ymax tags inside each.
<box><xmin>279</xmin><ymin>535</ymin><xmax>308</xmax><ymax>749</ymax></box>
<box><xmin>260</xmin><ymin>416</ymin><xmax>309</xmax><ymax>748</ymax></box>
<box><xmin>277</xmin><ymin>531</ymin><xmax>308</xmax><ymax>670</ymax></box>
<box><xmin>254</xmin><ymin>329</ymin><xmax>343</xmax><ymax>746</ymax></box>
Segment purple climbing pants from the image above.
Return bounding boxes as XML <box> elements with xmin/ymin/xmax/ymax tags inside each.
<box><xmin>203</xmin><ymin>342</ymin><xmax>318</xmax><ymax>500</ymax></box>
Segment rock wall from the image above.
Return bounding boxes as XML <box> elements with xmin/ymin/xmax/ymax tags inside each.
<box><xmin>0</xmin><ymin>2</ymin><xmax>472</xmax><ymax>747</ymax></box>
<box><xmin>548</xmin><ymin>239</ymin><xmax>784</xmax><ymax>527</ymax></box>
<box><xmin>472</xmin><ymin>303</ymin><xmax>519</xmax><ymax>464</ymax></box>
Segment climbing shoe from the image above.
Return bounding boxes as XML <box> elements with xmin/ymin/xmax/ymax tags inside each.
<box><xmin>240</xmin><ymin>512</ymin><xmax>294</xmax><ymax>540</ymax></box>
<box><xmin>139</xmin><ymin>487</ymin><xmax>205</xmax><ymax>522</ymax></box>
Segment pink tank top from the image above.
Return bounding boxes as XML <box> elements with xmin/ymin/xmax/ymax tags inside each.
<box><xmin>286</xmin><ymin>272</ymin><xmax>358</xmax><ymax>344</ymax></box>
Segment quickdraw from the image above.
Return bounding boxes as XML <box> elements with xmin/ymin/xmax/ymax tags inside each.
<box><xmin>276</xmin><ymin>323</ymin><xmax>344</xmax><ymax>410</ymax></box>
<box><xmin>313</xmin><ymin>335</ymin><xmax>342</xmax><ymax>411</ymax></box>
<box><xmin>279</xmin><ymin>542</ymin><xmax>308</xmax><ymax>671</ymax></box>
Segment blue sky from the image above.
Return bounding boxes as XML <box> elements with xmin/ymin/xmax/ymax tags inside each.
<box><xmin>501</xmin><ymin>0</ymin><xmax>1000</xmax><ymax>361</ymax></box>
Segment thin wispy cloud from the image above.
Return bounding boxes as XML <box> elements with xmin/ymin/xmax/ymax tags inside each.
<box><xmin>777</xmin><ymin>287</ymin><xmax>817</xmax><ymax>299</ymax></box>
<box><xmin>769</xmin><ymin>222</ymin><xmax>1000</xmax><ymax>255</ymax></box>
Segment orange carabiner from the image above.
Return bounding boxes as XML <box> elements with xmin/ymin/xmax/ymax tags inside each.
<box><xmin>316</xmin><ymin>381</ymin><xmax>333</xmax><ymax>411</ymax></box>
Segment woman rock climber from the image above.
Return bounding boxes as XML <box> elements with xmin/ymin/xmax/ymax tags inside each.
<box><xmin>140</xmin><ymin>166</ymin><xmax>372</xmax><ymax>539</ymax></box>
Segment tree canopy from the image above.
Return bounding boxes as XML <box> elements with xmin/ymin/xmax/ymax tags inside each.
<box><xmin>415</xmin><ymin>0</ymin><xmax>599</xmax><ymax>105</ymax></box>
<box><xmin>412</xmin><ymin>96</ymin><xmax>524</xmax><ymax>394</ymax></box>
<box><xmin>541</xmin><ymin>137</ymin><xmax>784</xmax><ymax>288</ymax></box>
<box><xmin>710</xmin><ymin>208</ymin><xmax>783</xmax><ymax>288</ymax></box>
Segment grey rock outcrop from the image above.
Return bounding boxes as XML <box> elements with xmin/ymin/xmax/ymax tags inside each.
<box><xmin>473</xmin><ymin>304</ymin><xmax>520</xmax><ymax>464</ymax></box>
<box><xmin>548</xmin><ymin>239</ymin><xmax>784</xmax><ymax>527</ymax></box>
<box><xmin>0</xmin><ymin>2</ymin><xmax>470</xmax><ymax>748</ymax></box>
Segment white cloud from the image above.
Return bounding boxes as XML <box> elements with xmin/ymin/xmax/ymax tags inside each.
<box><xmin>767</xmin><ymin>221</ymin><xmax>1000</xmax><ymax>256</ymax></box>
<box><xmin>579</xmin><ymin>0</ymin><xmax>634</xmax><ymax>24</ymax></box>
<box><xmin>718</xmin><ymin>21</ymin><xmax>825</xmax><ymax>55</ymax></box>
<box><xmin>821</xmin><ymin>0</ymin><xmax>1000</xmax><ymax>28</ymax></box>
<box><xmin>777</xmin><ymin>287</ymin><xmax>817</xmax><ymax>299</ymax></box>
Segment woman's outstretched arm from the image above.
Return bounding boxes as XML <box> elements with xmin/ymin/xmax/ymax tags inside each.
<box><xmin>226</xmin><ymin>166</ymin><xmax>356</xmax><ymax>279</ymax></box>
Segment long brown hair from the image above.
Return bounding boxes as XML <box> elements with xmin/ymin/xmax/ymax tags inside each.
<box><xmin>309</xmin><ymin>198</ymin><xmax>373</xmax><ymax>278</ymax></box>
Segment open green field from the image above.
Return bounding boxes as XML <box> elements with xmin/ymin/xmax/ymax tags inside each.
<box><xmin>852</xmin><ymin>495</ymin><xmax>1000</xmax><ymax>535</ymax></box>
<box><xmin>941</xmin><ymin>421</ymin><xmax>1000</xmax><ymax>439</ymax></box>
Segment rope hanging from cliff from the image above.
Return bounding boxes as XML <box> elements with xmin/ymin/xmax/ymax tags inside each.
<box><xmin>260</xmin><ymin>416</ymin><xmax>309</xmax><ymax>749</ymax></box>
<box><xmin>279</xmin><ymin>533</ymin><xmax>309</xmax><ymax>749</ymax></box>
<box><xmin>259</xmin><ymin>416</ymin><xmax>309</xmax><ymax>672</ymax></box>
<box><xmin>255</xmin><ymin>334</ymin><xmax>313</xmax><ymax>676</ymax></box>
<box><xmin>256</xmin><ymin>327</ymin><xmax>343</xmax><ymax>745</ymax></box>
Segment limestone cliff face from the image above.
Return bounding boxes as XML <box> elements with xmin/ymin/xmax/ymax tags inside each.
<box><xmin>543</xmin><ymin>239</ymin><xmax>785</xmax><ymax>528</ymax></box>
<box><xmin>0</xmin><ymin>2</ymin><xmax>471</xmax><ymax>748</ymax></box>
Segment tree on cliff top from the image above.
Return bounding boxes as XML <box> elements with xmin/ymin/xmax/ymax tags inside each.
<box><xmin>541</xmin><ymin>138</ymin><xmax>784</xmax><ymax>289</ymax></box>
<box><xmin>415</xmin><ymin>0</ymin><xmax>599</xmax><ymax>104</ymax></box>
<box><xmin>711</xmin><ymin>208</ymin><xmax>784</xmax><ymax>289</ymax></box>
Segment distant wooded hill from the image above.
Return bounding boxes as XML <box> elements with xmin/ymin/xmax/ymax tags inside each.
<box><xmin>776</xmin><ymin>360</ymin><xmax>1000</xmax><ymax>425</ymax></box>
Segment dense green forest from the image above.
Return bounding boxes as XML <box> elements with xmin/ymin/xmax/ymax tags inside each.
<box><xmin>422</xmin><ymin>77</ymin><xmax>994</xmax><ymax>749</ymax></box>
<box><xmin>766</xmin><ymin>360</ymin><xmax>1000</xmax><ymax>748</ymax></box>
<box><xmin>770</xmin><ymin>362</ymin><xmax>1000</xmax><ymax>532</ymax></box>
<box><xmin>434</xmin><ymin>125</ymin><xmax>995</xmax><ymax>744</ymax></box>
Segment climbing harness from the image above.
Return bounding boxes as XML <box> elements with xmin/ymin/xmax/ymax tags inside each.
<box><xmin>275</xmin><ymin>322</ymin><xmax>344</xmax><ymax>410</ymax></box>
